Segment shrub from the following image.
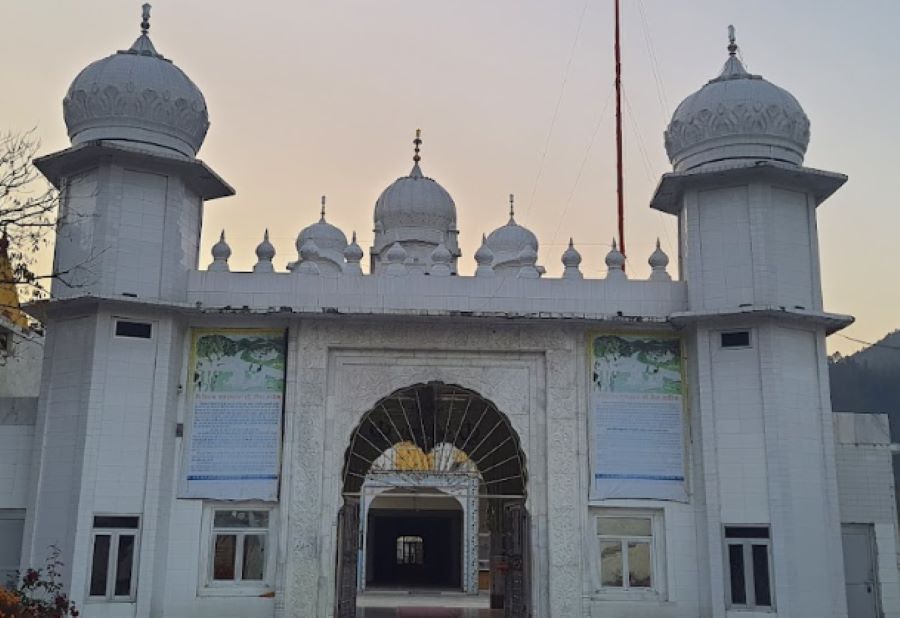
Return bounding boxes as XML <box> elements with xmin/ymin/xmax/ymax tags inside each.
<box><xmin>0</xmin><ymin>547</ymin><xmax>78</xmax><ymax>617</ymax></box>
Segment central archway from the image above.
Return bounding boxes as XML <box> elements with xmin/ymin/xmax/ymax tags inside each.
<box><xmin>342</xmin><ymin>382</ymin><xmax>527</xmax><ymax>497</ymax></box>
<box><xmin>335</xmin><ymin>382</ymin><xmax>530</xmax><ymax>617</ymax></box>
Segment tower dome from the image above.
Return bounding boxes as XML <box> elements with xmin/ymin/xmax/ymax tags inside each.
<box><xmin>62</xmin><ymin>5</ymin><xmax>209</xmax><ymax>158</ymax></box>
<box><xmin>371</xmin><ymin>131</ymin><xmax>460</xmax><ymax>273</ymax></box>
<box><xmin>664</xmin><ymin>27</ymin><xmax>810</xmax><ymax>172</ymax></box>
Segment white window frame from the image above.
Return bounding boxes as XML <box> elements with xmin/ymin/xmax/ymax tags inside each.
<box><xmin>723</xmin><ymin>525</ymin><xmax>775</xmax><ymax>611</ymax></box>
<box><xmin>593</xmin><ymin>509</ymin><xmax>666</xmax><ymax>601</ymax></box>
<box><xmin>86</xmin><ymin>515</ymin><xmax>141</xmax><ymax>603</ymax></box>
<box><xmin>111</xmin><ymin>318</ymin><xmax>155</xmax><ymax>342</ymax></box>
<box><xmin>199</xmin><ymin>504</ymin><xmax>276</xmax><ymax>596</ymax></box>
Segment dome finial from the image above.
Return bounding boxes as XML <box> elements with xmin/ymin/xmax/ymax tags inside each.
<box><xmin>320</xmin><ymin>195</ymin><xmax>327</xmax><ymax>222</ymax></box>
<box><xmin>413</xmin><ymin>129</ymin><xmax>422</xmax><ymax>163</ymax></box>
<box><xmin>727</xmin><ymin>24</ymin><xmax>737</xmax><ymax>57</ymax></box>
<box><xmin>141</xmin><ymin>3</ymin><xmax>152</xmax><ymax>35</ymax></box>
<box><xmin>509</xmin><ymin>193</ymin><xmax>515</xmax><ymax>220</ymax></box>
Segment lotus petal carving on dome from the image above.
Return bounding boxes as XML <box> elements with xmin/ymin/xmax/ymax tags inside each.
<box><xmin>64</xmin><ymin>84</ymin><xmax>209</xmax><ymax>148</ymax></box>
<box><xmin>665</xmin><ymin>97</ymin><xmax>810</xmax><ymax>162</ymax></box>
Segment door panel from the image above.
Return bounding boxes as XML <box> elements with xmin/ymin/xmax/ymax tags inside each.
<box><xmin>842</xmin><ymin>524</ymin><xmax>879</xmax><ymax>618</ymax></box>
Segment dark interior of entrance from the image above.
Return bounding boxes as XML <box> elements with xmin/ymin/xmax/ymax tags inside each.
<box><xmin>366</xmin><ymin>508</ymin><xmax>462</xmax><ymax>589</ymax></box>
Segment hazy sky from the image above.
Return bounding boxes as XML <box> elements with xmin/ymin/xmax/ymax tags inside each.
<box><xmin>2</xmin><ymin>1</ymin><xmax>897</xmax><ymax>355</ymax></box>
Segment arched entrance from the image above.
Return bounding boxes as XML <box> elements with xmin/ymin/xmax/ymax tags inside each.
<box><xmin>335</xmin><ymin>382</ymin><xmax>530</xmax><ymax>617</ymax></box>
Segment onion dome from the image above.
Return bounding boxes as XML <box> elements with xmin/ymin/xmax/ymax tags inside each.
<box><xmin>63</xmin><ymin>5</ymin><xmax>209</xmax><ymax>158</ymax></box>
<box><xmin>664</xmin><ymin>26</ymin><xmax>810</xmax><ymax>172</ymax></box>
<box><xmin>253</xmin><ymin>229</ymin><xmax>276</xmax><ymax>273</ymax></box>
<box><xmin>208</xmin><ymin>230</ymin><xmax>230</xmax><ymax>271</ymax></box>
<box><xmin>296</xmin><ymin>240</ymin><xmax>321</xmax><ymax>275</ymax></box>
<box><xmin>343</xmin><ymin>231</ymin><xmax>364</xmax><ymax>275</ymax></box>
<box><xmin>372</xmin><ymin>131</ymin><xmax>460</xmax><ymax>272</ymax></box>
<box><xmin>561</xmin><ymin>238</ymin><xmax>583</xmax><ymax>280</ymax></box>
<box><xmin>295</xmin><ymin>196</ymin><xmax>348</xmax><ymax>276</ymax></box>
<box><xmin>429</xmin><ymin>243</ymin><xmax>453</xmax><ymax>277</ymax></box>
<box><xmin>344</xmin><ymin>231</ymin><xmax>364</xmax><ymax>263</ymax></box>
<box><xmin>648</xmin><ymin>238</ymin><xmax>671</xmax><ymax>281</ymax></box>
<box><xmin>605</xmin><ymin>238</ymin><xmax>626</xmax><ymax>280</ymax></box>
<box><xmin>474</xmin><ymin>234</ymin><xmax>495</xmax><ymax>278</ymax></box>
<box><xmin>516</xmin><ymin>246</ymin><xmax>540</xmax><ymax>279</ymax></box>
<box><xmin>384</xmin><ymin>242</ymin><xmax>409</xmax><ymax>276</ymax></box>
<box><xmin>485</xmin><ymin>194</ymin><xmax>540</xmax><ymax>275</ymax></box>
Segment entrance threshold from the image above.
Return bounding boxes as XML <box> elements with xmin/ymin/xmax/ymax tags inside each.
<box><xmin>358</xmin><ymin>590</ymin><xmax>502</xmax><ymax>617</ymax></box>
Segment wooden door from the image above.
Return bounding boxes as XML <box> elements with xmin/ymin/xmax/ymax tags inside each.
<box><xmin>335</xmin><ymin>499</ymin><xmax>360</xmax><ymax>618</ymax></box>
<box><xmin>503</xmin><ymin>503</ymin><xmax>530</xmax><ymax>618</ymax></box>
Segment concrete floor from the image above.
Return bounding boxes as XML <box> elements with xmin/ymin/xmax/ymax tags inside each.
<box><xmin>356</xmin><ymin>590</ymin><xmax>502</xmax><ymax>617</ymax></box>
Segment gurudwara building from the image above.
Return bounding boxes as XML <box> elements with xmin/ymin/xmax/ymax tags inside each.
<box><xmin>1</xmin><ymin>6</ymin><xmax>898</xmax><ymax>618</ymax></box>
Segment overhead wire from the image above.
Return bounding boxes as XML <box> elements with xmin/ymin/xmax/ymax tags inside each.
<box><xmin>549</xmin><ymin>85</ymin><xmax>615</xmax><ymax>249</ymax></box>
<box><xmin>523</xmin><ymin>0</ymin><xmax>590</xmax><ymax>216</ymax></box>
<box><xmin>836</xmin><ymin>334</ymin><xmax>900</xmax><ymax>353</ymax></box>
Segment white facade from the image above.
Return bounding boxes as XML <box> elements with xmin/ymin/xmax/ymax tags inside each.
<box><xmin>3</xmin><ymin>9</ymin><xmax>898</xmax><ymax>618</ymax></box>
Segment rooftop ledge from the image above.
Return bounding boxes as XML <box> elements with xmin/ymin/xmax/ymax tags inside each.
<box><xmin>669</xmin><ymin>305</ymin><xmax>854</xmax><ymax>335</ymax></box>
<box><xmin>26</xmin><ymin>274</ymin><xmax>689</xmax><ymax>325</ymax></box>
<box><xmin>650</xmin><ymin>160</ymin><xmax>848</xmax><ymax>214</ymax></box>
<box><xmin>34</xmin><ymin>141</ymin><xmax>234</xmax><ymax>200</ymax></box>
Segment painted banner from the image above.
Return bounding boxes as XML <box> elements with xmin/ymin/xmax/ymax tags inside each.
<box><xmin>182</xmin><ymin>329</ymin><xmax>286</xmax><ymax>501</ymax></box>
<box><xmin>590</xmin><ymin>334</ymin><xmax>686</xmax><ymax>501</ymax></box>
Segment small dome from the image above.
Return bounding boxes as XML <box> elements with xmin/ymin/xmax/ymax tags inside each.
<box><xmin>343</xmin><ymin>231</ymin><xmax>364</xmax><ymax>263</ymax></box>
<box><xmin>561</xmin><ymin>238</ymin><xmax>582</xmax><ymax>269</ymax></box>
<box><xmin>664</xmin><ymin>28</ymin><xmax>810</xmax><ymax>172</ymax></box>
<box><xmin>255</xmin><ymin>229</ymin><xmax>276</xmax><ymax>262</ymax></box>
<box><xmin>648</xmin><ymin>238</ymin><xmax>669</xmax><ymax>270</ymax></box>
<box><xmin>485</xmin><ymin>196</ymin><xmax>539</xmax><ymax>273</ymax></box>
<box><xmin>296</xmin><ymin>211</ymin><xmax>348</xmax><ymax>256</ymax></box>
<box><xmin>63</xmin><ymin>9</ymin><xmax>209</xmax><ymax>158</ymax></box>
<box><xmin>374</xmin><ymin>162</ymin><xmax>457</xmax><ymax>232</ymax></box>
<box><xmin>211</xmin><ymin>230</ymin><xmax>231</xmax><ymax>260</ymax></box>
<box><xmin>474</xmin><ymin>234</ymin><xmax>494</xmax><ymax>266</ymax></box>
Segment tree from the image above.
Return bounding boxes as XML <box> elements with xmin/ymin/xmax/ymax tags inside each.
<box><xmin>0</xmin><ymin>130</ymin><xmax>61</xmax><ymax>302</ymax></box>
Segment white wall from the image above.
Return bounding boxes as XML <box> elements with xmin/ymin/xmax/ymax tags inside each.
<box><xmin>835</xmin><ymin>413</ymin><xmax>900</xmax><ymax>618</ymax></box>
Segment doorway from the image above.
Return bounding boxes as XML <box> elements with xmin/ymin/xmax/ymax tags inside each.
<box><xmin>366</xmin><ymin>504</ymin><xmax>462</xmax><ymax>589</ymax></box>
<box><xmin>336</xmin><ymin>382</ymin><xmax>531</xmax><ymax>617</ymax></box>
<box><xmin>842</xmin><ymin>523</ymin><xmax>881</xmax><ymax>618</ymax></box>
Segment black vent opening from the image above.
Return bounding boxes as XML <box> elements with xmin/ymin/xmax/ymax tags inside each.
<box><xmin>115</xmin><ymin>321</ymin><xmax>152</xmax><ymax>339</ymax></box>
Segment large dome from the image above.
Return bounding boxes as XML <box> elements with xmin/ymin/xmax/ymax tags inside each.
<box><xmin>374</xmin><ymin>163</ymin><xmax>457</xmax><ymax>232</ymax></box>
<box><xmin>664</xmin><ymin>34</ymin><xmax>809</xmax><ymax>172</ymax></box>
<box><xmin>63</xmin><ymin>14</ymin><xmax>209</xmax><ymax>159</ymax></box>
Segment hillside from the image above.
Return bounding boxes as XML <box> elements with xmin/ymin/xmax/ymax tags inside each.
<box><xmin>830</xmin><ymin>330</ymin><xmax>900</xmax><ymax>422</ymax></box>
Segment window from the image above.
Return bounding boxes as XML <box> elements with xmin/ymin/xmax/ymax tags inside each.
<box><xmin>721</xmin><ymin>330</ymin><xmax>751</xmax><ymax>349</ymax></box>
<box><xmin>725</xmin><ymin>526</ymin><xmax>773</xmax><ymax>609</ymax></box>
<box><xmin>206</xmin><ymin>509</ymin><xmax>273</xmax><ymax>589</ymax></box>
<box><xmin>596</xmin><ymin>512</ymin><xmax>663</xmax><ymax>595</ymax></box>
<box><xmin>0</xmin><ymin>510</ymin><xmax>25</xmax><ymax>587</ymax></box>
<box><xmin>0</xmin><ymin>327</ymin><xmax>11</xmax><ymax>355</ymax></box>
<box><xmin>114</xmin><ymin>320</ymin><xmax>152</xmax><ymax>339</ymax></box>
<box><xmin>88</xmin><ymin>515</ymin><xmax>140</xmax><ymax>601</ymax></box>
<box><xmin>396</xmin><ymin>536</ymin><xmax>424</xmax><ymax>566</ymax></box>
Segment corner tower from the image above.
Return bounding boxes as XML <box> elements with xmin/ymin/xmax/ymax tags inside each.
<box><xmin>652</xmin><ymin>29</ymin><xmax>852</xmax><ymax>616</ymax></box>
<box><xmin>24</xmin><ymin>7</ymin><xmax>233</xmax><ymax>608</ymax></box>
<box><xmin>35</xmin><ymin>3</ymin><xmax>233</xmax><ymax>302</ymax></box>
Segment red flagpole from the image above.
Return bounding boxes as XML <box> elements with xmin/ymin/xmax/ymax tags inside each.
<box><xmin>614</xmin><ymin>0</ymin><xmax>626</xmax><ymax>262</ymax></box>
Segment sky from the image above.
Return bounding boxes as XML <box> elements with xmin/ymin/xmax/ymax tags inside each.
<box><xmin>1</xmin><ymin>0</ymin><xmax>897</xmax><ymax>356</ymax></box>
